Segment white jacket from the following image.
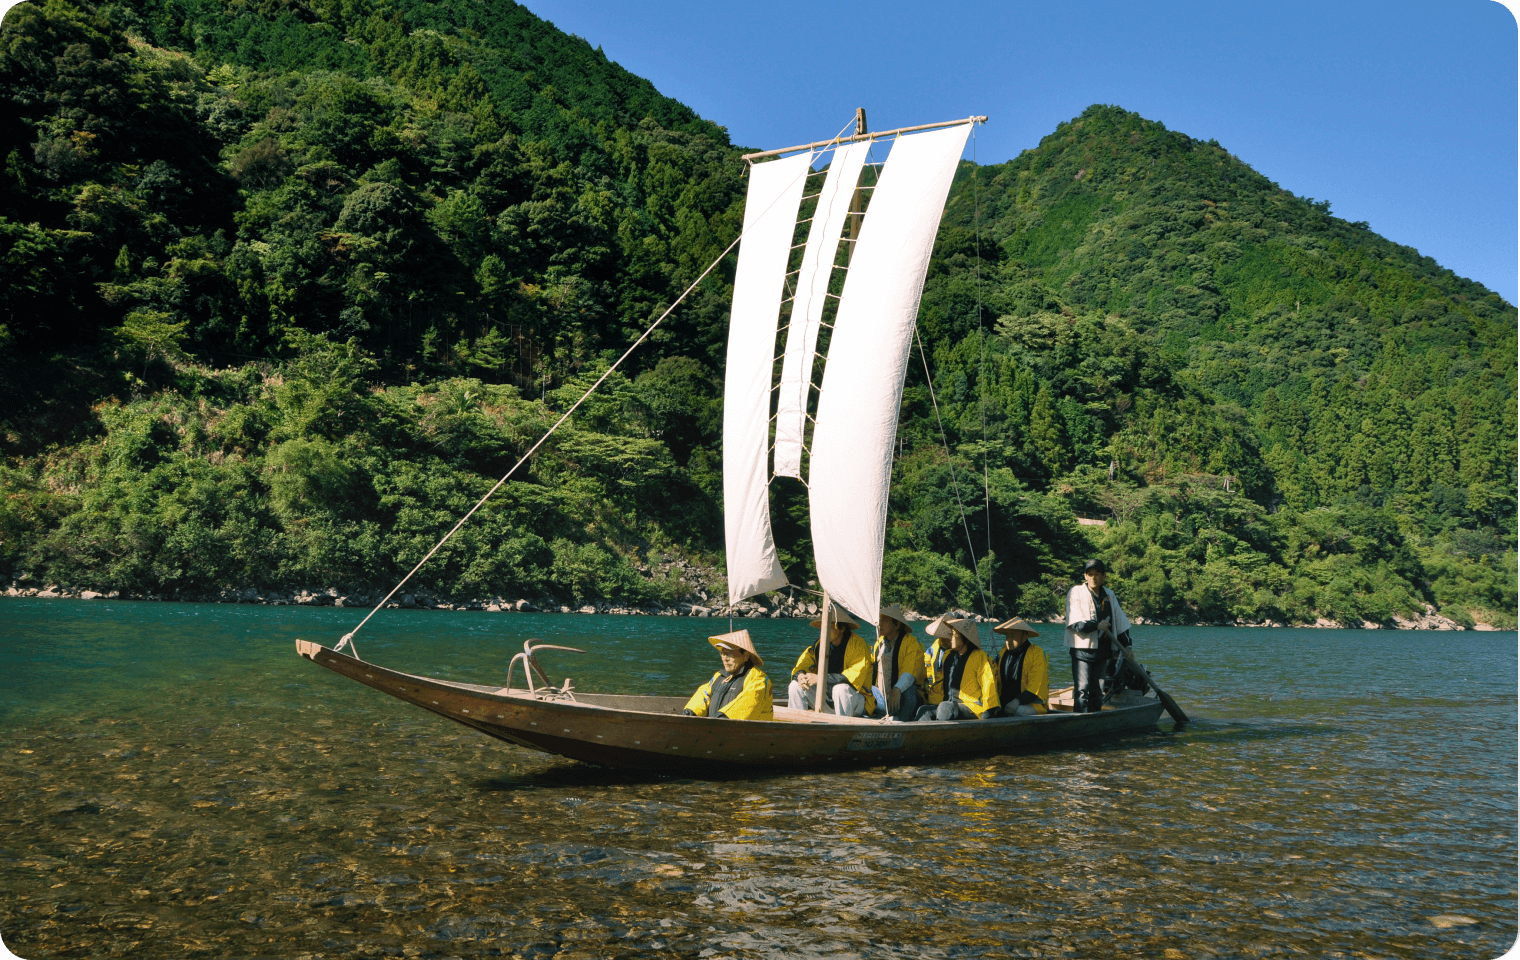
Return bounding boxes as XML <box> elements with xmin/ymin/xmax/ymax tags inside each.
<box><xmin>1064</xmin><ymin>584</ymin><xmax>1132</xmax><ymax>649</ymax></box>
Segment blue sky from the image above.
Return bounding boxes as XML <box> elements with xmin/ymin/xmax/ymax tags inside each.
<box><xmin>525</xmin><ymin>0</ymin><xmax>1518</xmax><ymax>304</ymax></box>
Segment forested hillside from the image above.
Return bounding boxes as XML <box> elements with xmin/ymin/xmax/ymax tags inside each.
<box><xmin>905</xmin><ymin>106</ymin><xmax>1516</xmax><ymax>626</ymax></box>
<box><xmin>1</xmin><ymin>1</ymin><xmax>1513</xmax><ymax>627</ymax></box>
<box><xmin>0</xmin><ymin>0</ymin><xmax>741</xmax><ymax>608</ymax></box>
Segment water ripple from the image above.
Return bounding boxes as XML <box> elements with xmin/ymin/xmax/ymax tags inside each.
<box><xmin>0</xmin><ymin>601</ymin><xmax>1514</xmax><ymax>958</ymax></box>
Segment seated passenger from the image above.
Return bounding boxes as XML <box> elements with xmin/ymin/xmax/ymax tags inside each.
<box><xmin>916</xmin><ymin>618</ymin><xmax>998</xmax><ymax>721</ymax></box>
<box><xmin>787</xmin><ymin>609</ymin><xmax>876</xmax><ymax>717</ymax></box>
<box><xmin>921</xmin><ymin>616</ymin><xmax>955</xmax><ymax>710</ymax></box>
<box><xmin>682</xmin><ymin>630</ymin><xmax>773</xmax><ymax>720</ymax></box>
<box><xmin>870</xmin><ymin>604</ymin><xmax>927</xmax><ymax>722</ymax></box>
<box><xmin>992</xmin><ymin>617</ymin><xmax>1049</xmax><ymax>716</ymax></box>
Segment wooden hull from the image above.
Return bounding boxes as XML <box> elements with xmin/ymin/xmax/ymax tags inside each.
<box><xmin>296</xmin><ymin>640</ymin><xmax>1167</xmax><ymax>771</ymax></box>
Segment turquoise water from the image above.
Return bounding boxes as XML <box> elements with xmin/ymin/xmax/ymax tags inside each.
<box><xmin>1</xmin><ymin>598</ymin><xmax>1515</xmax><ymax>959</ymax></box>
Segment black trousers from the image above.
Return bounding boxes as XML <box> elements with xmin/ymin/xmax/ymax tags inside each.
<box><xmin>1070</xmin><ymin>644</ymin><xmax>1110</xmax><ymax>713</ymax></box>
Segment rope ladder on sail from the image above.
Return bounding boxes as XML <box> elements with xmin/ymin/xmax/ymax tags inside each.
<box><xmin>769</xmin><ymin>117</ymin><xmax>995</xmax><ymax>622</ymax></box>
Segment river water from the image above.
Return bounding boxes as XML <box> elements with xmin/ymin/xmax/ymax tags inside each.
<box><xmin>0</xmin><ymin>598</ymin><xmax>1514</xmax><ymax>959</ymax></box>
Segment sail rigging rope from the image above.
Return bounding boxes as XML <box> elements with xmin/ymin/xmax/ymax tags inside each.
<box><xmin>973</xmin><ymin>121</ymin><xmax>993</xmax><ymax>616</ymax></box>
<box><xmin>336</xmin><ymin>155</ymin><xmax>817</xmax><ymax>658</ymax></box>
<box><xmin>914</xmin><ymin>327</ymin><xmax>992</xmax><ymax>618</ymax></box>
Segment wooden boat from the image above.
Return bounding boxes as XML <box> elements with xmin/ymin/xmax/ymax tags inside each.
<box><xmin>296</xmin><ymin>639</ymin><xmax>1166</xmax><ymax>771</ymax></box>
<box><xmin>297</xmin><ymin>112</ymin><xmax>1187</xmax><ymax>767</ymax></box>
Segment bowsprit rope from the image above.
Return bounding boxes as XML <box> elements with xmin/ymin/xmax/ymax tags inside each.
<box><xmin>336</xmin><ymin>159</ymin><xmax>814</xmax><ymax>659</ymax></box>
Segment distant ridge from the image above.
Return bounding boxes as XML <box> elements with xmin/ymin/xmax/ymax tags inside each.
<box><xmin>921</xmin><ymin>102</ymin><xmax>1513</xmax><ymax>491</ymax></box>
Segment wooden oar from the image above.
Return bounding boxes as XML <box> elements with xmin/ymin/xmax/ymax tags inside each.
<box><xmin>1105</xmin><ymin>625</ymin><xmax>1188</xmax><ymax>723</ymax></box>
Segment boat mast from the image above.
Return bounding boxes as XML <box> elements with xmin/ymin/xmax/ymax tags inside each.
<box><xmin>814</xmin><ymin>112</ymin><xmax>861</xmax><ymax>716</ymax></box>
<box><xmin>815</xmin><ymin>112</ymin><xmax>862</xmax><ymax>714</ymax></box>
<box><xmin>806</xmin><ymin>120</ymin><xmax>973</xmax><ymax>637</ymax></box>
<box><xmin>846</xmin><ymin>108</ymin><xmax>867</xmax><ymax>263</ymax></box>
<box><xmin>814</xmin><ymin>592</ymin><xmax>830</xmax><ymax>713</ymax></box>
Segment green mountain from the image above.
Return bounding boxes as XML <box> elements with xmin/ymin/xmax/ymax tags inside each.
<box><xmin>899</xmin><ymin>105</ymin><xmax>1515</xmax><ymax>625</ymax></box>
<box><xmin>0</xmin><ymin>2</ymin><xmax>1513</xmax><ymax>627</ymax></box>
<box><xmin>0</xmin><ymin>0</ymin><xmax>744</xmax><ymax>609</ymax></box>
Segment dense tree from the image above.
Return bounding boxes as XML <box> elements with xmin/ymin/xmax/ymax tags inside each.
<box><xmin>908</xmin><ymin>104</ymin><xmax>1515</xmax><ymax>624</ymax></box>
<box><xmin>0</xmin><ymin>6</ymin><xmax>1512</xmax><ymax>626</ymax></box>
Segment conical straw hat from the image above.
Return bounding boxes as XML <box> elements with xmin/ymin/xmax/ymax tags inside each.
<box><xmin>945</xmin><ymin>618</ymin><xmax>983</xmax><ymax>648</ymax></box>
<box><xmin>808</xmin><ymin>608</ymin><xmax>860</xmax><ymax>630</ymax></box>
<box><xmin>924</xmin><ymin>617</ymin><xmax>956</xmax><ymax>641</ymax></box>
<box><xmin>993</xmin><ymin>617</ymin><xmax>1041</xmax><ymax>637</ymax></box>
<box><xmin>878</xmin><ymin>604</ymin><xmax>914</xmax><ymax>630</ymax></box>
<box><xmin>709</xmin><ymin>630</ymin><xmax>763</xmax><ymax>668</ymax></box>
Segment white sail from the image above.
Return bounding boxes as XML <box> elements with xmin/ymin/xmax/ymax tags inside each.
<box><xmin>773</xmin><ymin>140</ymin><xmax>872</xmax><ymax>480</ymax></box>
<box><xmin>723</xmin><ymin>151</ymin><xmax>812</xmax><ymax>604</ymax></box>
<box><xmin>807</xmin><ymin>125</ymin><xmax>970</xmax><ymax>625</ymax></box>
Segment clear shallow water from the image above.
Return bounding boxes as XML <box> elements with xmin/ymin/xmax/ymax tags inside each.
<box><xmin>0</xmin><ymin>598</ymin><xmax>1514</xmax><ymax>959</ymax></box>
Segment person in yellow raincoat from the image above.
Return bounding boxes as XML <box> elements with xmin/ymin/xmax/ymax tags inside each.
<box><xmin>921</xmin><ymin>616</ymin><xmax>955</xmax><ymax>708</ymax></box>
<box><xmin>915</xmin><ymin>617</ymin><xmax>998</xmax><ymax>720</ymax></box>
<box><xmin>787</xmin><ymin>609</ymin><xmax>875</xmax><ymax>716</ymax></box>
<box><xmin>870</xmin><ymin>603</ymin><xmax>927</xmax><ymax>721</ymax></box>
<box><xmin>682</xmin><ymin>630</ymin><xmax>773</xmax><ymax>720</ymax></box>
<box><xmin>991</xmin><ymin>617</ymin><xmax>1049</xmax><ymax>716</ymax></box>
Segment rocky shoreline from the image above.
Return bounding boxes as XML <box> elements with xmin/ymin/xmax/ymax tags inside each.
<box><xmin>0</xmin><ymin>580</ymin><xmax>994</xmax><ymax>622</ymax></box>
<box><xmin>0</xmin><ymin>580</ymin><xmax>1499</xmax><ymax>630</ymax></box>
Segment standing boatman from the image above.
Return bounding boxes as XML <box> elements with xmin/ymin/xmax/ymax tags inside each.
<box><xmin>1064</xmin><ymin>559</ymin><xmax>1135</xmax><ymax>714</ymax></box>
